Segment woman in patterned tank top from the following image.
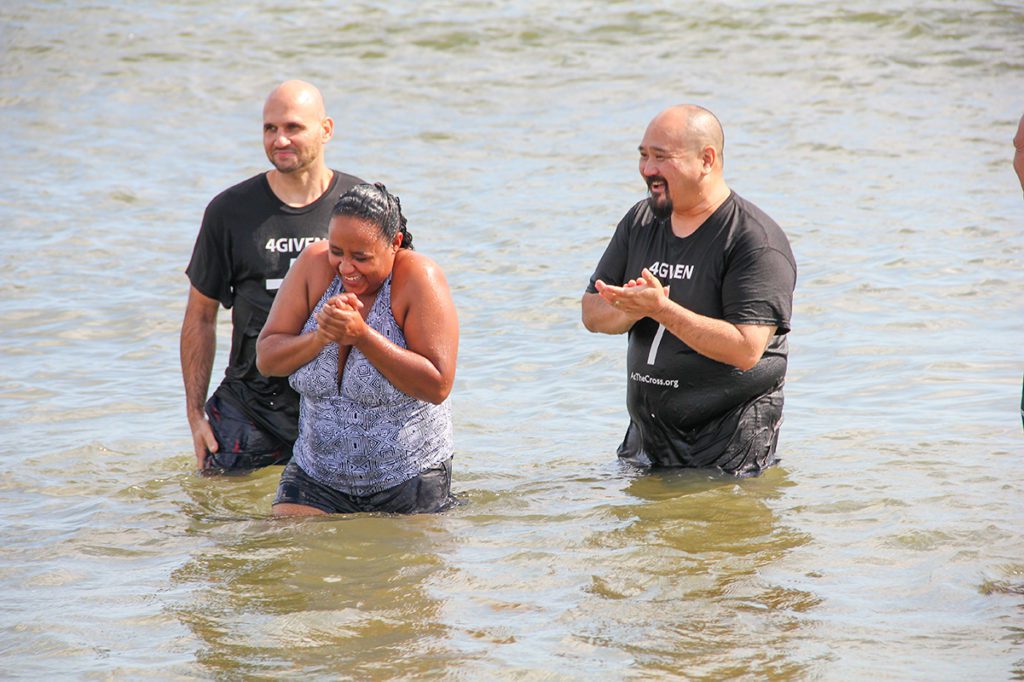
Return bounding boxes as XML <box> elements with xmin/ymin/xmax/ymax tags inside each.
<box><xmin>256</xmin><ymin>183</ymin><xmax>459</xmax><ymax>516</ymax></box>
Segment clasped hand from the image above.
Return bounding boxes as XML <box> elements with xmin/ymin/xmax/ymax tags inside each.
<box><xmin>595</xmin><ymin>268</ymin><xmax>670</xmax><ymax>317</ymax></box>
<box><xmin>315</xmin><ymin>293</ymin><xmax>366</xmax><ymax>346</ymax></box>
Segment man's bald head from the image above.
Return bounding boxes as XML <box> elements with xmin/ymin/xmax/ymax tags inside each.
<box><xmin>262</xmin><ymin>80</ymin><xmax>333</xmax><ymax>177</ymax></box>
<box><xmin>649</xmin><ymin>104</ymin><xmax>725</xmax><ymax>168</ymax></box>
<box><xmin>264</xmin><ymin>80</ymin><xmax>326</xmax><ymax>120</ymax></box>
<box><xmin>638</xmin><ymin>104</ymin><xmax>730</xmax><ymax>219</ymax></box>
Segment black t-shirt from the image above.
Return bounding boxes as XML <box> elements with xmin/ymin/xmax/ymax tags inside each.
<box><xmin>587</xmin><ymin>192</ymin><xmax>797</xmax><ymax>463</ymax></box>
<box><xmin>186</xmin><ymin>170</ymin><xmax>362</xmax><ymax>441</ymax></box>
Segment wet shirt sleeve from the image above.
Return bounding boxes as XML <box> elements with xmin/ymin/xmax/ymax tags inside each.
<box><xmin>721</xmin><ymin>223</ymin><xmax>796</xmax><ymax>335</ymax></box>
<box><xmin>185</xmin><ymin>198</ymin><xmax>234</xmax><ymax>309</ymax></box>
<box><xmin>586</xmin><ymin>206</ymin><xmax>640</xmax><ymax>293</ymax></box>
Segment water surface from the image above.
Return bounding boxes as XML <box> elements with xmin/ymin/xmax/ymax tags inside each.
<box><xmin>1</xmin><ymin>1</ymin><xmax>1022</xmax><ymax>678</ymax></box>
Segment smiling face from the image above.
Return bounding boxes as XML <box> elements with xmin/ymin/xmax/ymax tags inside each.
<box><xmin>262</xmin><ymin>83</ymin><xmax>333</xmax><ymax>175</ymax></box>
<box><xmin>637</xmin><ymin>106</ymin><xmax>725</xmax><ymax>220</ymax></box>
<box><xmin>638</xmin><ymin>115</ymin><xmax>704</xmax><ymax>219</ymax></box>
<box><xmin>327</xmin><ymin>215</ymin><xmax>403</xmax><ymax>296</ymax></box>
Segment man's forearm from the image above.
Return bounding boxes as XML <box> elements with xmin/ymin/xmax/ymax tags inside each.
<box><xmin>180</xmin><ymin>314</ymin><xmax>215</xmax><ymax>422</ymax></box>
<box><xmin>651</xmin><ymin>300</ymin><xmax>771</xmax><ymax>371</ymax></box>
<box><xmin>581</xmin><ymin>292</ymin><xmax>638</xmax><ymax>335</ymax></box>
<box><xmin>594</xmin><ymin>270</ymin><xmax>772</xmax><ymax>371</ymax></box>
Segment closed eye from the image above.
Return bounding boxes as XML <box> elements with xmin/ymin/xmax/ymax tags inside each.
<box><xmin>330</xmin><ymin>249</ymin><xmax>370</xmax><ymax>262</ymax></box>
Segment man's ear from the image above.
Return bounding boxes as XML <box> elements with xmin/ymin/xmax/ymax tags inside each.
<box><xmin>701</xmin><ymin>145</ymin><xmax>716</xmax><ymax>172</ymax></box>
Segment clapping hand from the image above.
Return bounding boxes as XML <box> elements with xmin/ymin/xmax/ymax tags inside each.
<box><xmin>595</xmin><ymin>268</ymin><xmax>670</xmax><ymax>317</ymax></box>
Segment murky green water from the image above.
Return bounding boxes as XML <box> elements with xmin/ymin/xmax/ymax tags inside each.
<box><xmin>1</xmin><ymin>1</ymin><xmax>1022</xmax><ymax>678</ymax></box>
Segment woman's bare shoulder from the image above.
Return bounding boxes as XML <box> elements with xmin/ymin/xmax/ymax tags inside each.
<box><xmin>394</xmin><ymin>249</ymin><xmax>446</xmax><ymax>282</ymax></box>
<box><xmin>391</xmin><ymin>250</ymin><xmax>452</xmax><ymax>320</ymax></box>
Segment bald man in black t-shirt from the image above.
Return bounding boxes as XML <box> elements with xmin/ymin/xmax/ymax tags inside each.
<box><xmin>582</xmin><ymin>105</ymin><xmax>796</xmax><ymax>476</ymax></box>
<box><xmin>181</xmin><ymin>80</ymin><xmax>362</xmax><ymax>472</ymax></box>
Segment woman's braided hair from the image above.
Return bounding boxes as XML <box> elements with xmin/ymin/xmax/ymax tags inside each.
<box><xmin>331</xmin><ymin>182</ymin><xmax>413</xmax><ymax>250</ymax></box>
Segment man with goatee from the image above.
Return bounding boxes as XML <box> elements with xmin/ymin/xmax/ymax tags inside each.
<box><xmin>582</xmin><ymin>104</ymin><xmax>796</xmax><ymax>476</ymax></box>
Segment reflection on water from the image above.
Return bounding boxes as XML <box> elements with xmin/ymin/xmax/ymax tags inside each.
<box><xmin>174</xmin><ymin>471</ymin><xmax>457</xmax><ymax>679</ymax></box>
<box><xmin>1</xmin><ymin>0</ymin><xmax>1023</xmax><ymax>677</ymax></box>
<box><xmin>570</xmin><ymin>468</ymin><xmax>819</xmax><ymax>678</ymax></box>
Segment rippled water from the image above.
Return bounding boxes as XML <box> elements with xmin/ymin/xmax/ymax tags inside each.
<box><xmin>1</xmin><ymin>1</ymin><xmax>1022</xmax><ymax>678</ymax></box>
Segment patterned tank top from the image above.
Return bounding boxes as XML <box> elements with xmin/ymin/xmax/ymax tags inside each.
<box><xmin>289</xmin><ymin>275</ymin><xmax>453</xmax><ymax>496</ymax></box>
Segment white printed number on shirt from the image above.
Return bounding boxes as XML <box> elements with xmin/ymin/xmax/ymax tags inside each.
<box><xmin>266</xmin><ymin>258</ymin><xmax>296</xmax><ymax>291</ymax></box>
<box><xmin>647</xmin><ymin>324</ymin><xmax>666</xmax><ymax>365</ymax></box>
<box><xmin>265</xmin><ymin>237</ymin><xmax>323</xmax><ymax>291</ymax></box>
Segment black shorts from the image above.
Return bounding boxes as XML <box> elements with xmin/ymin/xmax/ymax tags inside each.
<box><xmin>204</xmin><ymin>393</ymin><xmax>292</xmax><ymax>471</ymax></box>
<box><xmin>274</xmin><ymin>459</ymin><xmax>453</xmax><ymax>514</ymax></box>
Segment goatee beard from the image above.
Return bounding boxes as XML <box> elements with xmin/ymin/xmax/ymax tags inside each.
<box><xmin>646</xmin><ymin>175</ymin><xmax>672</xmax><ymax>219</ymax></box>
<box><xmin>648</xmin><ymin>194</ymin><xmax>673</xmax><ymax>219</ymax></box>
